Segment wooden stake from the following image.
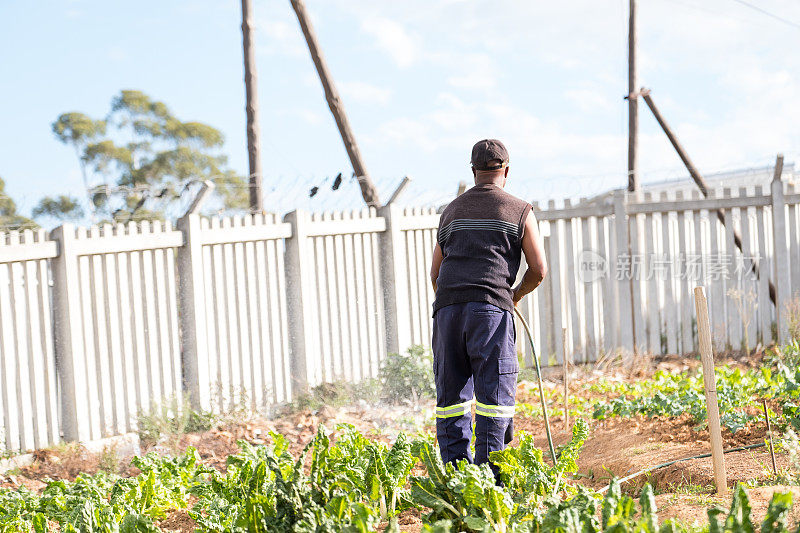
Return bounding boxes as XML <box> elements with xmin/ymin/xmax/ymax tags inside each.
<box><xmin>694</xmin><ymin>286</ymin><xmax>727</xmax><ymax>494</ymax></box>
<box><xmin>241</xmin><ymin>0</ymin><xmax>263</xmax><ymax>213</ymax></box>
<box><xmin>290</xmin><ymin>0</ymin><xmax>381</xmax><ymax>208</ymax></box>
<box><xmin>562</xmin><ymin>327</ymin><xmax>569</xmax><ymax>431</ymax></box>
<box><xmin>763</xmin><ymin>399</ymin><xmax>778</xmax><ymax>476</ymax></box>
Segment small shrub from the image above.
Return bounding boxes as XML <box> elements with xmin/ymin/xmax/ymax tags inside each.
<box><xmin>782</xmin><ymin>428</ymin><xmax>800</xmax><ymax>482</ymax></box>
<box><xmin>289</xmin><ymin>378</ymin><xmax>381</xmax><ymax>412</ymax></box>
<box><xmin>767</xmin><ymin>339</ymin><xmax>800</xmax><ymax>369</ymax></box>
<box><xmin>379</xmin><ymin>345</ymin><xmax>435</xmax><ymax>405</ymax></box>
<box><xmin>137</xmin><ymin>395</ymin><xmax>216</xmax><ymax>449</ymax></box>
<box><xmin>97</xmin><ymin>445</ymin><xmax>119</xmax><ymax>474</ymax></box>
<box><xmin>728</xmin><ymin>287</ymin><xmax>757</xmax><ymax>353</ymax></box>
<box><xmin>785</xmin><ymin>296</ymin><xmax>800</xmax><ymax>341</ymax></box>
<box><xmin>282</xmin><ymin>345</ymin><xmax>435</xmax><ymax>413</ymax></box>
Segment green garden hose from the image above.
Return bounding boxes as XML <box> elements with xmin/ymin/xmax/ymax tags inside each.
<box><xmin>514</xmin><ymin>307</ymin><xmax>558</xmax><ymax>465</ymax></box>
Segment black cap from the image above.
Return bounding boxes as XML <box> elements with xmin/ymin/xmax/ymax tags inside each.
<box><xmin>471</xmin><ymin>139</ymin><xmax>509</xmax><ymax>170</ymax></box>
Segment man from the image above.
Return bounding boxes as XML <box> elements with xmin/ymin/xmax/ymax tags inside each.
<box><xmin>429</xmin><ymin>139</ymin><xmax>548</xmax><ymax>472</ymax></box>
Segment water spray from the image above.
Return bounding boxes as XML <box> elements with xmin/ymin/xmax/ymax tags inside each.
<box><xmin>514</xmin><ymin>307</ymin><xmax>557</xmax><ymax>465</ymax></box>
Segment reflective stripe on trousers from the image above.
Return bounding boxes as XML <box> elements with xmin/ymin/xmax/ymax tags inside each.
<box><xmin>435</xmin><ymin>400</ymin><xmax>515</xmax><ymax>419</ymax></box>
<box><xmin>475</xmin><ymin>401</ymin><xmax>515</xmax><ymax>418</ymax></box>
<box><xmin>435</xmin><ymin>399</ymin><xmax>473</xmax><ymax>418</ymax></box>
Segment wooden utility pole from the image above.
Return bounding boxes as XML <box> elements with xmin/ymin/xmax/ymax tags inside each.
<box><xmin>290</xmin><ymin>0</ymin><xmax>381</xmax><ymax>208</ymax></box>
<box><xmin>627</xmin><ymin>0</ymin><xmax>639</xmax><ymax>195</ymax></box>
<box><xmin>641</xmin><ymin>88</ymin><xmax>776</xmax><ymax>304</ymax></box>
<box><xmin>241</xmin><ymin>0</ymin><xmax>263</xmax><ymax>213</ymax></box>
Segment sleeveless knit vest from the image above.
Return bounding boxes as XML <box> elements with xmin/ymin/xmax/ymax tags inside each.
<box><xmin>433</xmin><ymin>183</ymin><xmax>531</xmax><ymax>315</ymax></box>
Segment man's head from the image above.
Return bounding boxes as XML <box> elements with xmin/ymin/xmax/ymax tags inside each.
<box><xmin>471</xmin><ymin>139</ymin><xmax>509</xmax><ymax>186</ymax></box>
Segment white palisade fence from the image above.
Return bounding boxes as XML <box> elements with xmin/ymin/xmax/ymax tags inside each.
<box><xmin>0</xmin><ymin>229</ymin><xmax>59</xmax><ymax>453</ymax></box>
<box><xmin>0</xmin><ymin>168</ymin><xmax>798</xmax><ymax>452</ymax></box>
<box><xmin>182</xmin><ymin>214</ymin><xmax>292</xmax><ymax>414</ymax></box>
<box><xmin>516</xmin><ymin>176</ymin><xmax>798</xmax><ymax>368</ymax></box>
<box><xmin>50</xmin><ymin>222</ymin><xmax>185</xmax><ymax>444</ymax></box>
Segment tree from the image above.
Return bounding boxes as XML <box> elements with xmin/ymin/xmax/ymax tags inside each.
<box><xmin>38</xmin><ymin>90</ymin><xmax>248</xmax><ymax>223</ymax></box>
<box><xmin>32</xmin><ymin>195</ymin><xmax>84</xmax><ymax>221</ymax></box>
<box><xmin>52</xmin><ymin>112</ymin><xmax>106</xmax><ymax>191</ymax></box>
<box><xmin>0</xmin><ymin>176</ymin><xmax>37</xmax><ymax>231</ymax></box>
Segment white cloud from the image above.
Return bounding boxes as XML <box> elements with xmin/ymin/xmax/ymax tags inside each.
<box><xmin>429</xmin><ymin>93</ymin><xmax>476</xmax><ymax>131</ymax></box>
<box><xmin>260</xmin><ymin>0</ymin><xmax>800</xmax><ymax>199</ymax></box>
<box><xmin>447</xmin><ymin>73</ymin><xmax>495</xmax><ymax>91</ymax></box>
<box><xmin>564</xmin><ymin>88</ymin><xmax>613</xmax><ymax>113</ymax></box>
<box><xmin>275</xmin><ymin>108</ymin><xmax>324</xmax><ymax>126</ymax></box>
<box><xmin>379</xmin><ymin>117</ymin><xmax>433</xmax><ymax>149</ymax></box>
<box><xmin>105</xmin><ymin>46</ymin><xmax>127</xmax><ymax>62</ymax></box>
<box><xmin>375</xmin><ymin>92</ymin><xmax>625</xmax><ymax>176</ymax></box>
<box><xmin>360</xmin><ymin>16</ymin><xmax>418</xmax><ymax>68</ymax></box>
<box><xmin>296</xmin><ymin>109</ymin><xmax>324</xmax><ymax>125</ymax></box>
<box><xmin>257</xmin><ymin>18</ymin><xmax>306</xmax><ymax>57</ymax></box>
<box><xmin>339</xmin><ymin>81</ymin><xmax>392</xmax><ymax>105</ymax></box>
<box><xmin>445</xmin><ymin>53</ymin><xmax>498</xmax><ymax>91</ymax></box>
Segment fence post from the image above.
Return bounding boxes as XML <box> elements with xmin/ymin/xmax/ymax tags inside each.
<box><xmin>283</xmin><ymin>210</ymin><xmax>314</xmax><ymax>394</ymax></box>
<box><xmin>176</xmin><ymin>214</ymin><xmax>210</xmax><ymax>410</ymax></box>
<box><xmin>771</xmin><ymin>157</ymin><xmax>790</xmax><ymax>344</ymax></box>
<box><xmin>50</xmin><ymin>224</ymin><xmax>89</xmax><ymax>442</ymax></box>
<box><xmin>613</xmin><ymin>190</ymin><xmax>635</xmax><ymax>351</ymax></box>
<box><xmin>378</xmin><ymin>204</ymin><xmax>412</xmax><ymax>355</ymax></box>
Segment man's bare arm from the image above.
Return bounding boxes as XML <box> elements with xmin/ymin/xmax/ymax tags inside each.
<box><xmin>430</xmin><ymin>242</ymin><xmax>443</xmax><ymax>292</ymax></box>
<box><xmin>513</xmin><ymin>211</ymin><xmax>548</xmax><ymax>305</ymax></box>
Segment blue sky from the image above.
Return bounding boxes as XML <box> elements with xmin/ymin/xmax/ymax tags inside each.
<box><xmin>2</xmin><ymin>0</ymin><xmax>799</xmax><ymax>218</ymax></box>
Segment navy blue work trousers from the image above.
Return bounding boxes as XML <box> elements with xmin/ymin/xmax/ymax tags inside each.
<box><xmin>432</xmin><ymin>302</ymin><xmax>518</xmax><ymax>470</ymax></box>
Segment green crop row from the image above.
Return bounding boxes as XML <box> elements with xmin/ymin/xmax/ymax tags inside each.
<box><xmin>590</xmin><ymin>359</ymin><xmax>800</xmax><ymax>433</ymax></box>
<box><xmin>0</xmin><ymin>448</ymin><xmax>209</xmax><ymax>532</ymax></box>
<box><xmin>1</xmin><ymin>420</ymin><xmax>796</xmax><ymax>532</ymax></box>
<box><xmin>515</xmin><ymin>357</ymin><xmax>800</xmax><ymax>435</ymax></box>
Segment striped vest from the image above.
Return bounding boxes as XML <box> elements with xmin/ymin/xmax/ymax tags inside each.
<box><xmin>433</xmin><ymin>183</ymin><xmax>531</xmax><ymax>314</ymax></box>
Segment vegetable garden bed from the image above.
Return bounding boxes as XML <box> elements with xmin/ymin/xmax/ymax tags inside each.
<box><xmin>1</xmin><ymin>346</ymin><xmax>798</xmax><ymax>532</ymax></box>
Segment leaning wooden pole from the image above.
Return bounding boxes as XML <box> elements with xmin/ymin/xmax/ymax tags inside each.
<box><xmin>289</xmin><ymin>0</ymin><xmax>381</xmax><ymax>208</ymax></box>
<box><xmin>694</xmin><ymin>286</ymin><xmax>727</xmax><ymax>495</ymax></box>
<box><xmin>627</xmin><ymin>0</ymin><xmax>639</xmax><ymax>195</ymax></box>
<box><xmin>241</xmin><ymin>0</ymin><xmax>263</xmax><ymax>213</ymax></box>
<box><xmin>641</xmin><ymin>88</ymin><xmax>776</xmax><ymax>305</ymax></box>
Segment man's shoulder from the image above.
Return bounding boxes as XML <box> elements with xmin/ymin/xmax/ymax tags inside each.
<box><xmin>493</xmin><ymin>187</ymin><xmax>529</xmax><ymax>207</ymax></box>
<box><xmin>439</xmin><ymin>193</ymin><xmax>467</xmax><ymax>218</ymax></box>
<box><xmin>440</xmin><ymin>187</ymin><xmax>530</xmax><ymax>217</ymax></box>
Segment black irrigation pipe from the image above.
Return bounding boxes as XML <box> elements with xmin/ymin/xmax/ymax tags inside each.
<box><xmin>598</xmin><ymin>442</ymin><xmax>767</xmax><ymax>494</ymax></box>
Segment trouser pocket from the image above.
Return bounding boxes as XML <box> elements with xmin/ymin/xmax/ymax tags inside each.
<box><xmin>504</xmin><ymin>418</ymin><xmax>514</xmax><ymax>444</ymax></box>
